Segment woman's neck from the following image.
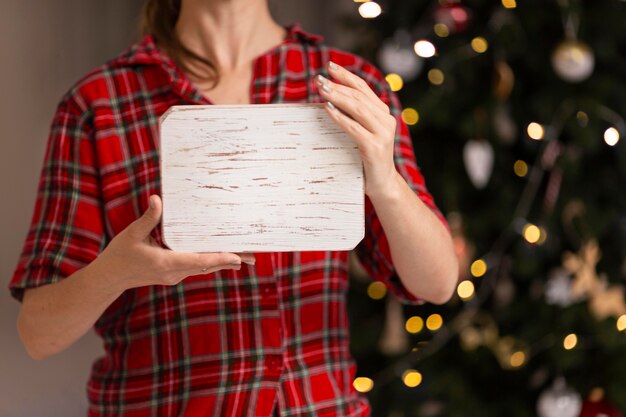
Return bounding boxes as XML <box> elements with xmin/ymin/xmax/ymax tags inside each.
<box><xmin>175</xmin><ymin>0</ymin><xmax>286</xmax><ymax>73</ymax></box>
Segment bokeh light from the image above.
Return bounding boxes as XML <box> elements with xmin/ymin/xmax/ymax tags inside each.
<box><xmin>470</xmin><ymin>259</ymin><xmax>487</xmax><ymax>278</ymax></box>
<box><xmin>414</xmin><ymin>40</ymin><xmax>436</xmax><ymax>58</ymax></box>
<box><xmin>353</xmin><ymin>377</ymin><xmax>374</xmax><ymax>393</ymax></box>
<box><xmin>405</xmin><ymin>316</ymin><xmax>424</xmax><ymax>334</ymax></box>
<box><xmin>401</xmin><ymin>108</ymin><xmax>420</xmax><ymax>125</ymax></box>
<box><xmin>471</xmin><ymin>37</ymin><xmax>489</xmax><ymax>53</ymax></box>
<box><xmin>523</xmin><ymin>223</ymin><xmax>541</xmax><ymax>244</ymax></box>
<box><xmin>434</xmin><ymin>23</ymin><xmax>450</xmax><ymax>38</ymax></box>
<box><xmin>426</xmin><ymin>314</ymin><xmax>443</xmax><ymax>331</ymax></box>
<box><xmin>513</xmin><ymin>160</ymin><xmax>529</xmax><ymax>177</ymax></box>
<box><xmin>604</xmin><ymin>127</ymin><xmax>620</xmax><ymax>146</ymax></box>
<box><xmin>457</xmin><ymin>280</ymin><xmax>475</xmax><ymax>301</ymax></box>
<box><xmin>502</xmin><ymin>0</ymin><xmax>517</xmax><ymax>9</ymax></box>
<box><xmin>527</xmin><ymin>122</ymin><xmax>545</xmax><ymax>140</ymax></box>
<box><xmin>402</xmin><ymin>370</ymin><xmax>423</xmax><ymax>387</ymax></box>
<box><xmin>510</xmin><ymin>351</ymin><xmax>526</xmax><ymax>368</ymax></box>
<box><xmin>385</xmin><ymin>73</ymin><xmax>404</xmax><ymax>92</ymax></box>
<box><xmin>428</xmin><ymin>69</ymin><xmax>445</xmax><ymax>85</ymax></box>
<box><xmin>367</xmin><ymin>281</ymin><xmax>387</xmax><ymax>300</ymax></box>
<box><xmin>563</xmin><ymin>333</ymin><xmax>578</xmax><ymax>350</ymax></box>
<box><xmin>358</xmin><ymin>2</ymin><xmax>382</xmax><ymax>18</ymax></box>
<box><xmin>576</xmin><ymin>111</ymin><xmax>589</xmax><ymax>127</ymax></box>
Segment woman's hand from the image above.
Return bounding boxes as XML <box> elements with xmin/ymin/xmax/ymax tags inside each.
<box><xmin>316</xmin><ymin>61</ymin><xmax>458</xmax><ymax>304</ymax></box>
<box><xmin>94</xmin><ymin>195</ymin><xmax>255</xmax><ymax>293</ymax></box>
<box><xmin>18</xmin><ymin>194</ymin><xmax>256</xmax><ymax>359</ymax></box>
<box><xmin>316</xmin><ymin>61</ymin><xmax>399</xmax><ymax>198</ymax></box>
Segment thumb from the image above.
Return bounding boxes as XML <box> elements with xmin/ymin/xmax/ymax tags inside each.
<box><xmin>128</xmin><ymin>195</ymin><xmax>162</xmax><ymax>239</ymax></box>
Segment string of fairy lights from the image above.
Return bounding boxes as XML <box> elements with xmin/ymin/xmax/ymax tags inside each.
<box><xmin>348</xmin><ymin>0</ymin><xmax>626</xmax><ymax>395</ymax></box>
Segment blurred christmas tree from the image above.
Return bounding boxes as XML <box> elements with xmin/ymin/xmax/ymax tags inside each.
<box><xmin>344</xmin><ymin>1</ymin><xmax>626</xmax><ymax>416</ymax></box>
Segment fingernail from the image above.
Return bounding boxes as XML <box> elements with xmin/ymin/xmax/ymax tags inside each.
<box><xmin>230</xmin><ymin>264</ymin><xmax>242</xmax><ymax>271</ymax></box>
<box><xmin>326</xmin><ymin>101</ymin><xmax>336</xmax><ymax>111</ymax></box>
<box><xmin>329</xmin><ymin>61</ymin><xmax>338</xmax><ymax>71</ymax></box>
<box><xmin>317</xmin><ymin>75</ymin><xmax>331</xmax><ymax>93</ymax></box>
<box><xmin>149</xmin><ymin>196</ymin><xmax>154</xmax><ymax>209</ymax></box>
<box><xmin>230</xmin><ymin>261</ymin><xmax>242</xmax><ymax>266</ymax></box>
<box><xmin>243</xmin><ymin>260</ymin><xmax>256</xmax><ymax>266</ymax></box>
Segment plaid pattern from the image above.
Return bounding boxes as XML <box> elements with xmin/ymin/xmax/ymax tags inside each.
<box><xmin>10</xmin><ymin>24</ymin><xmax>445</xmax><ymax>416</ymax></box>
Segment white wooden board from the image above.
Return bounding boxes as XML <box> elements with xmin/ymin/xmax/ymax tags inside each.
<box><xmin>159</xmin><ymin>104</ymin><xmax>364</xmax><ymax>253</ymax></box>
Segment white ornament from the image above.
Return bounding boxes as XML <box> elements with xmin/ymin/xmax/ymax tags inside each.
<box><xmin>537</xmin><ymin>378</ymin><xmax>582</xmax><ymax>417</ymax></box>
<box><xmin>545</xmin><ymin>268</ymin><xmax>577</xmax><ymax>307</ymax></box>
<box><xmin>551</xmin><ymin>40</ymin><xmax>595</xmax><ymax>83</ymax></box>
<box><xmin>378</xmin><ymin>30</ymin><xmax>424</xmax><ymax>81</ymax></box>
<box><xmin>493</xmin><ymin>105</ymin><xmax>517</xmax><ymax>144</ymax></box>
<box><xmin>463</xmin><ymin>139</ymin><xmax>494</xmax><ymax>189</ymax></box>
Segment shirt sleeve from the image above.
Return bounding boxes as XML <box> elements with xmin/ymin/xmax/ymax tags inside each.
<box><xmin>353</xmin><ymin>60</ymin><xmax>449</xmax><ymax>305</ymax></box>
<box><xmin>8</xmin><ymin>95</ymin><xmax>106</xmax><ymax>301</ymax></box>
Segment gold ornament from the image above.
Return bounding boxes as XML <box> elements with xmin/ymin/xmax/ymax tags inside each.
<box><xmin>588</xmin><ymin>277</ymin><xmax>626</xmax><ymax>320</ymax></box>
<box><xmin>563</xmin><ymin>240</ymin><xmax>601</xmax><ymax>298</ymax></box>
<box><xmin>493</xmin><ymin>61</ymin><xmax>515</xmax><ymax>100</ymax></box>
<box><xmin>562</xmin><ymin>240</ymin><xmax>626</xmax><ymax>320</ymax></box>
<box><xmin>551</xmin><ymin>40</ymin><xmax>595</xmax><ymax>83</ymax></box>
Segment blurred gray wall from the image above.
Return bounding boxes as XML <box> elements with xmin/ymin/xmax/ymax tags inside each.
<box><xmin>0</xmin><ymin>0</ymin><xmax>351</xmax><ymax>415</ymax></box>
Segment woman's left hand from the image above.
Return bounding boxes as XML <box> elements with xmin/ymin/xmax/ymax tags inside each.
<box><xmin>317</xmin><ymin>63</ymin><xmax>458</xmax><ymax>304</ymax></box>
<box><xmin>316</xmin><ymin>61</ymin><xmax>399</xmax><ymax>198</ymax></box>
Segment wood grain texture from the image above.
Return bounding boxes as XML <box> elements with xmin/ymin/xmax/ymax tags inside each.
<box><xmin>159</xmin><ymin>104</ymin><xmax>364</xmax><ymax>253</ymax></box>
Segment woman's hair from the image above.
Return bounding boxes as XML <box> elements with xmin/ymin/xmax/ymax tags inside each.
<box><xmin>142</xmin><ymin>0</ymin><xmax>218</xmax><ymax>86</ymax></box>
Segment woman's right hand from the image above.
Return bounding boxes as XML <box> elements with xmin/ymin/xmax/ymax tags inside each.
<box><xmin>18</xmin><ymin>194</ymin><xmax>254</xmax><ymax>359</ymax></box>
<box><xmin>93</xmin><ymin>195</ymin><xmax>254</xmax><ymax>292</ymax></box>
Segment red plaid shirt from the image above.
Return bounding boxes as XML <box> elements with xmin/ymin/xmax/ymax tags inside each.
<box><xmin>10</xmin><ymin>23</ymin><xmax>445</xmax><ymax>416</ymax></box>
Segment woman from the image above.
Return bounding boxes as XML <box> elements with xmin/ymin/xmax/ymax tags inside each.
<box><xmin>10</xmin><ymin>0</ymin><xmax>458</xmax><ymax>415</ymax></box>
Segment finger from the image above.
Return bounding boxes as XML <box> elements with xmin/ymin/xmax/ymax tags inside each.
<box><xmin>236</xmin><ymin>253</ymin><xmax>256</xmax><ymax>266</ymax></box>
<box><xmin>187</xmin><ymin>262</ymin><xmax>242</xmax><ymax>278</ymax></box>
<box><xmin>324</xmin><ymin>101</ymin><xmax>373</xmax><ymax>147</ymax></box>
<box><xmin>169</xmin><ymin>251</ymin><xmax>242</xmax><ymax>273</ymax></box>
<box><xmin>317</xmin><ymin>76</ymin><xmax>388</xmax><ymax>134</ymax></box>
<box><xmin>127</xmin><ymin>195</ymin><xmax>162</xmax><ymax>240</ymax></box>
<box><xmin>167</xmin><ymin>262</ymin><xmax>242</xmax><ymax>284</ymax></box>
<box><xmin>326</xmin><ymin>61</ymin><xmax>390</xmax><ymax>114</ymax></box>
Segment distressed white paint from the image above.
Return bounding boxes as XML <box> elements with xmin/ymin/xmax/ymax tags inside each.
<box><xmin>159</xmin><ymin>104</ymin><xmax>364</xmax><ymax>252</ymax></box>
